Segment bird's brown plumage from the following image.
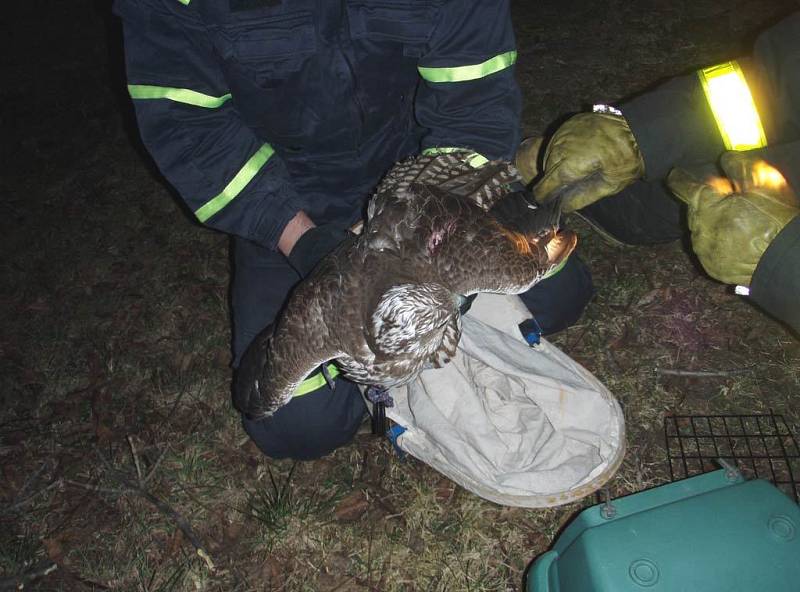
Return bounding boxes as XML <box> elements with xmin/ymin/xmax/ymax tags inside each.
<box><xmin>234</xmin><ymin>153</ymin><xmax>577</xmax><ymax>419</ymax></box>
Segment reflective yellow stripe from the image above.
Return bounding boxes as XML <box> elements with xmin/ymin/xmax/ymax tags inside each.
<box><xmin>293</xmin><ymin>364</ymin><xmax>340</xmax><ymax>397</ymax></box>
<box><xmin>195</xmin><ymin>144</ymin><xmax>274</xmax><ymax>222</ymax></box>
<box><xmin>422</xmin><ymin>147</ymin><xmax>489</xmax><ymax>168</ymax></box>
<box><xmin>466</xmin><ymin>153</ymin><xmax>489</xmax><ymax>168</ymax></box>
<box><xmin>177</xmin><ymin>0</ymin><xmax>190</xmax><ymax>5</ymax></box>
<box><xmin>128</xmin><ymin>85</ymin><xmax>231</xmax><ymax>108</ymax></box>
<box><xmin>697</xmin><ymin>61</ymin><xmax>767</xmax><ymax>151</ymax></box>
<box><xmin>418</xmin><ymin>50</ymin><xmax>517</xmax><ymax>83</ymax></box>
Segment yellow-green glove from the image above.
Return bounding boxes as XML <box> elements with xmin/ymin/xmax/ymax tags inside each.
<box><xmin>514</xmin><ymin>136</ymin><xmax>544</xmax><ymax>185</ymax></box>
<box><xmin>534</xmin><ymin>112</ymin><xmax>645</xmax><ymax>212</ymax></box>
<box><xmin>667</xmin><ymin>151</ymin><xmax>799</xmax><ymax>286</ymax></box>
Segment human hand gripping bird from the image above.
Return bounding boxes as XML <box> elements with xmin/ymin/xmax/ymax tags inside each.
<box><xmin>234</xmin><ymin>153</ymin><xmax>577</xmax><ymax>420</ymax></box>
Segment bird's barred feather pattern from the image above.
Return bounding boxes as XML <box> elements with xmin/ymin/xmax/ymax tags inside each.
<box><xmin>233</xmin><ymin>153</ymin><xmax>576</xmax><ymax>419</ymax></box>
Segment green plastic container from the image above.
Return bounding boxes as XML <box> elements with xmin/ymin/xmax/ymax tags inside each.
<box><xmin>527</xmin><ymin>469</ymin><xmax>800</xmax><ymax>591</ymax></box>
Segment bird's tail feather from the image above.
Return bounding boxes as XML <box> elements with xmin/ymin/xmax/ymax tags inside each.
<box><xmin>375</xmin><ymin>153</ymin><xmax>520</xmax><ymax>211</ymax></box>
<box><xmin>233</xmin><ymin>323</ymin><xmax>275</xmax><ymax>419</ymax></box>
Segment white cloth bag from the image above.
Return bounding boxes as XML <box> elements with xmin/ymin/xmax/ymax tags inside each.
<box><xmin>386</xmin><ymin>293</ymin><xmax>626</xmax><ymax>507</ymax></box>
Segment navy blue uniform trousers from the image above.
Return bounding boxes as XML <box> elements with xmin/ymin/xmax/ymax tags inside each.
<box><xmin>233</xmin><ymin>236</ymin><xmax>594</xmax><ymax>460</ymax></box>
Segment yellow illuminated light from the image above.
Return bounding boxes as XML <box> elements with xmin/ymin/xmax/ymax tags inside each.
<box><xmin>751</xmin><ymin>160</ymin><xmax>786</xmax><ymax>190</ymax></box>
<box><xmin>698</xmin><ymin>61</ymin><xmax>767</xmax><ymax>151</ymax></box>
<box><xmin>705</xmin><ymin>160</ymin><xmax>786</xmax><ymax>196</ymax></box>
<box><xmin>704</xmin><ymin>175</ymin><xmax>735</xmax><ymax>196</ymax></box>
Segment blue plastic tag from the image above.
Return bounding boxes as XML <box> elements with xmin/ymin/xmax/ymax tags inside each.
<box><xmin>387</xmin><ymin>424</ymin><xmax>407</xmax><ymax>459</ymax></box>
<box><xmin>518</xmin><ymin>317</ymin><xmax>542</xmax><ymax>347</ymax></box>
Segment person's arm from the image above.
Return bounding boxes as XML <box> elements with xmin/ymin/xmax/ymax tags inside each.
<box><xmin>668</xmin><ymin>149</ymin><xmax>800</xmax><ymax>333</ymax></box>
<box><xmin>750</xmin><ymin>216</ymin><xmax>800</xmax><ymax>333</ymax></box>
<box><xmin>530</xmin><ymin>11</ymin><xmax>800</xmax><ymax>209</ymax></box>
<box><xmin>414</xmin><ymin>0</ymin><xmax>522</xmax><ymax>161</ymax></box>
<box><xmin>115</xmin><ymin>0</ymin><xmax>305</xmax><ymax>251</ymax></box>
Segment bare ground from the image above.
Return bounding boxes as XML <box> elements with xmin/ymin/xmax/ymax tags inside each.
<box><xmin>2</xmin><ymin>1</ymin><xmax>799</xmax><ymax>590</ymax></box>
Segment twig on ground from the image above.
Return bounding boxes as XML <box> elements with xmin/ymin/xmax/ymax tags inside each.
<box><xmin>135</xmin><ymin>488</ymin><xmax>216</xmax><ymax>572</ymax></box>
<box><xmin>143</xmin><ymin>445</ymin><xmax>170</xmax><ymax>485</ymax></box>
<box><xmin>1</xmin><ymin>459</ymin><xmax>62</xmax><ymax>516</ymax></box>
<box><xmin>63</xmin><ymin>446</ymin><xmax>216</xmax><ymax>573</ymax></box>
<box><xmin>16</xmin><ymin>460</ymin><xmax>54</xmax><ymax>498</ymax></box>
<box><xmin>127</xmin><ymin>435</ymin><xmax>144</xmax><ymax>486</ymax></box>
<box><xmin>654</xmin><ymin>367</ymin><xmax>751</xmax><ymax>378</ymax></box>
<box><xmin>366</xmin><ymin>508</ymin><xmax>375</xmax><ymax>590</ymax></box>
<box><xmin>3</xmin><ymin>479</ymin><xmax>62</xmax><ymax>515</ymax></box>
<box><xmin>63</xmin><ymin>479</ymin><xmax>129</xmax><ymax>496</ymax></box>
<box><xmin>0</xmin><ymin>560</ymin><xmax>58</xmax><ymax>591</ymax></box>
<box><xmin>566</xmin><ymin>321</ymin><xmax>593</xmax><ymax>351</ymax></box>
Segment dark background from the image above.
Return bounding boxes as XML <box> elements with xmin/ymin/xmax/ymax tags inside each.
<box><xmin>2</xmin><ymin>1</ymin><xmax>798</xmax><ymax>590</ymax></box>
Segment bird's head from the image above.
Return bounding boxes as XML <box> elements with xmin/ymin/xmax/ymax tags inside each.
<box><xmin>526</xmin><ymin>226</ymin><xmax>578</xmax><ymax>275</ymax></box>
<box><xmin>369</xmin><ymin>283</ymin><xmax>458</xmax><ymax>356</ymax></box>
<box><xmin>490</xmin><ymin>186</ymin><xmax>578</xmax><ymax>282</ymax></box>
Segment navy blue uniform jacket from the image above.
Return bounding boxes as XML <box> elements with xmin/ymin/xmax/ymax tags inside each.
<box><xmin>114</xmin><ymin>0</ymin><xmax>521</xmax><ymax>249</ymax></box>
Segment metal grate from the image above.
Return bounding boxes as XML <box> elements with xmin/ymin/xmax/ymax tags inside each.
<box><xmin>664</xmin><ymin>413</ymin><xmax>800</xmax><ymax>503</ymax></box>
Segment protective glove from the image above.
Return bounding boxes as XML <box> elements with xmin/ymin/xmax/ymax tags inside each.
<box><xmin>286</xmin><ymin>224</ymin><xmax>348</xmax><ymax>278</ymax></box>
<box><xmin>514</xmin><ymin>136</ymin><xmax>544</xmax><ymax>185</ymax></box>
<box><xmin>534</xmin><ymin>112</ymin><xmax>645</xmax><ymax>212</ymax></box>
<box><xmin>667</xmin><ymin>151</ymin><xmax>799</xmax><ymax>286</ymax></box>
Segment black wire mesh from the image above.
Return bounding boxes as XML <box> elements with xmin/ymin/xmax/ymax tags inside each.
<box><xmin>664</xmin><ymin>413</ymin><xmax>800</xmax><ymax>503</ymax></box>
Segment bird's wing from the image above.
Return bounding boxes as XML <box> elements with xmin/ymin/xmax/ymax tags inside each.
<box><xmin>431</xmin><ymin>188</ymin><xmax>576</xmax><ymax>297</ymax></box>
<box><xmin>433</xmin><ymin>158</ymin><xmax>521</xmax><ymax>211</ymax></box>
<box><xmin>428</xmin><ymin>313</ymin><xmax>462</xmax><ymax>369</ymax></box>
<box><xmin>232</xmin><ymin>243</ymin><xmax>354</xmax><ymax>419</ymax></box>
<box><xmin>375</xmin><ymin>152</ymin><xmax>521</xmax><ymax>210</ymax></box>
<box><xmin>364</xmin><ymin>153</ymin><xmax>525</xmax><ymax>260</ymax></box>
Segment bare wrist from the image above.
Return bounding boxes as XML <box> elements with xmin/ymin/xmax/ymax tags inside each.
<box><xmin>277</xmin><ymin>211</ymin><xmax>315</xmax><ymax>257</ymax></box>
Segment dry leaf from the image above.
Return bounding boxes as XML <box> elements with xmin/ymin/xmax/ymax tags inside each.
<box><xmin>434</xmin><ymin>478</ymin><xmax>456</xmax><ymax>503</ymax></box>
<box><xmin>42</xmin><ymin>537</ymin><xmax>66</xmax><ymax>565</ymax></box>
<box><xmin>164</xmin><ymin>529</ymin><xmax>184</xmax><ymax>559</ymax></box>
<box><xmin>334</xmin><ymin>490</ymin><xmax>369</xmax><ymax>522</ymax></box>
<box><xmin>317</xmin><ymin>574</ymin><xmax>367</xmax><ymax>592</ymax></box>
<box><xmin>256</xmin><ymin>556</ymin><xmax>287</xmax><ymax>589</ymax></box>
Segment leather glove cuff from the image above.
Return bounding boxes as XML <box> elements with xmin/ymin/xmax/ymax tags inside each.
<box><xmin>621</xmin><ymin>73</ymin><xmax>724</xmax><ymax>180</ymax></box>
<box><xmin>287</xmin><ymin>224</ymin><xmax>348</xmax><ymax>278</ymax></box>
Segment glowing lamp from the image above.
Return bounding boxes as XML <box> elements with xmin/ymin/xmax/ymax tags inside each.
<box><xmin>751</xmin><ymin>160</ymin><xmax>787</xmax><ymax>190</ymax></box>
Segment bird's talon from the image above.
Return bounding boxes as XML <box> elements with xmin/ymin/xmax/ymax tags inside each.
<box><xmin>366</xmin><ymin>385</ymin><xmax>394</xmax><ymax>407</ymax></box>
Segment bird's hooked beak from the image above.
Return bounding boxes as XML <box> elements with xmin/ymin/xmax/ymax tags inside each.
<box><xmin>501</xmin><ymin>224</ymin><xmax>576</xmax><ymax>271</ymax></box>
<box><xmin>527</xmin><ymin>186</ymin><xmax>576</xmax><ymax>267</ymax></box>
<box><xmin>536</xmin><ymin>227</ymin><xmax>578</xmax><ymax>268</ymax></box>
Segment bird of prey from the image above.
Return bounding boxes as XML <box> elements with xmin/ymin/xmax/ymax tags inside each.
<box><xmin>234</xmin><ymin>152</ymin><xmax>577</xmax><ymax>419</ymax></box>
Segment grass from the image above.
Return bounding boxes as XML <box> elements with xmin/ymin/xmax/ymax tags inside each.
<box><xmin>2</xmin><ymin>0</ymin><xmax>799</xmax><ymax>590</ymax></box>
<box><xmin>0</xmin><ymin>528</ymin><xmax>40</xmax><ymax>577</ymax></box>
<box><xmin>245</xmin><ymin>464</ymin><xmax>317</xmax><ymax>538</ymax></box>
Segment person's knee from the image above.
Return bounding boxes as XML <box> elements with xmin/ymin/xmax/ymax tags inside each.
<box><xmin>230</xmin><ymin>238</ymin><xmax>299</xmax><ymax>365</ymax></box>
<box><xmin>241</xmin><ymin>380</ymin><xmax>366</xmax><ymax>460</ymax></box>
<box><xmin>518</xmin><ymin>254</ymin><xmax>594</xmax><ymax>334</ymax></box>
